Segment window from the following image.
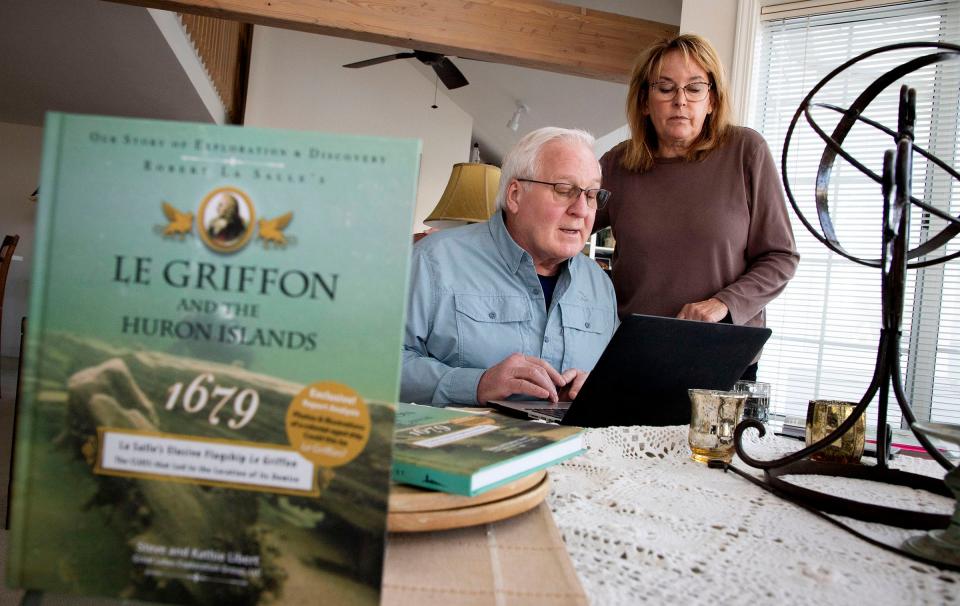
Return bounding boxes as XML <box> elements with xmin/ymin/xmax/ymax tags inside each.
<box><xmin>746</xmin><ymin>0</ymin><xmax>960</xmax><ymax>434</ymax></box>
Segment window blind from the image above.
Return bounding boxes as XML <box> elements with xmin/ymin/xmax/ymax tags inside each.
<box><xmin>747</xmin><ymin>0</ymin><xmax>960</xmax><ymax>433</ymax></box>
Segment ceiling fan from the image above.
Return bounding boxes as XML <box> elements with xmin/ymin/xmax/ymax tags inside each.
<box><xmin>343</xmin><ymin>50</ymin><xmax>469</xmax><ymax>90</ymax></box>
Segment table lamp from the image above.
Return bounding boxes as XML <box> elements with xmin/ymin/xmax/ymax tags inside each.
<box><xmin>423</xmin><ymin>162</ymin><xmax>501</xmax><ymax>229</ymax></box>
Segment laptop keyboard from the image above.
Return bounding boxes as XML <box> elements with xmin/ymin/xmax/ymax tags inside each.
<box><xmin>528</xmin><ymin>407</ymin><xmax>565</xmax><ymax>420</ymax></box>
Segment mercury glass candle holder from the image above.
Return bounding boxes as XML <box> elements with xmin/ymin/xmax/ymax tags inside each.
<box><xmin>805</xmin><ymin>400</ymin><xmax>866</xmax><ymax>464</ymax></box>
<box><xmin>688</xmin><ymin>389</ymin><xmax>747</xmax><ymax>464</ymax></box>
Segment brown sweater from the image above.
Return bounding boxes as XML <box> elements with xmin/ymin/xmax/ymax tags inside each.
<box><xmin>597</xmin><ymin>126</ymin><xmax>799</xmax><ymax>329</ymax></box>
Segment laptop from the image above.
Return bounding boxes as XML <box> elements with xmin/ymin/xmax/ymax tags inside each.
<box><xmin>489</xmin><ymin>314</ymin><xmax>771</xmax><ymax>428</ymax></box>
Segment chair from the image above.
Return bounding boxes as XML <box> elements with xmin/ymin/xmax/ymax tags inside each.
<box><xmin>1</xmin><ymin>235</ymin><xmax>19</xmax><ymax>530</ymax></box>
<box><xmin>1</xmin><ymin>234</ymin><xmax>20</xmax><ymax>394</ymax></box>
<box><xmin>5</xmin><ymin>317</ymin><xmax>24</xmax><ymax>530</ymax></box>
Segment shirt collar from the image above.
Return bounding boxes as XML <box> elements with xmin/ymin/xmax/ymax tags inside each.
<box><xmin>487</xmin><ymin>210</ymin><xmax>575</xmax><ymax>278</ymax></box>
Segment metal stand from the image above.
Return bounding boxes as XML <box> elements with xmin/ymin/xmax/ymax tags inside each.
<box><xmin>903</xmin><ymin>422</ymin><xmax>960</xmax><ymax>566</ymax></box>
<box><xmin>732</xmin><ymin>42</ymin><xmax>960</xmax><ymax>553</ymax></box>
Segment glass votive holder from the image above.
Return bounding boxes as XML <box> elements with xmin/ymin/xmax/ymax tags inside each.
<box><xmin>805</xmin><ymin>400</ymin><xmax>866</xmax><ymax>464</ymax></box>
<box><xmin>733</xmin><ymin>380</ymin><xmax>771</xmax><ymax>424</ymax></box>
<box><xmin>688</xmin><ymin>389</ymin><xmax>747</xmax><ymax>464</ymax></box>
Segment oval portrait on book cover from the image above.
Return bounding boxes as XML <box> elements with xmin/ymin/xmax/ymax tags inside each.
<box><xmin>199</xmin><ymin>187</ymin><xmax>256</xmax><ymax>253</ymax></box>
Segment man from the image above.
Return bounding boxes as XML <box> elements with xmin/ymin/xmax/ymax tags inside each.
<box><xmin>401</xmin><ymin>127</ymin><xmax>618</xmax><ymax>406</ymax></box>
<box><xmin>207</xmin><ymin>193</ymin><xmax>246</xmax><ymax>243</ymax></box>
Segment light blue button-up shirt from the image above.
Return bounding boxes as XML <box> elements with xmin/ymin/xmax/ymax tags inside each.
<box><xmin>401</xmin><ymin>211</ymin><xmax>618</xmax><ymax>405</ymax></box>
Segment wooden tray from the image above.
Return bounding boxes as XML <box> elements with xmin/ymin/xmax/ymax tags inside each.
<box><xmin>387</xmin><ymin>471</ymin><xmax>550</xmax><ymax>532</ymax></box>
<box><xmin>389</xmin><ymin>469</ymin><xmax>546</xmax><ymax>512</ymax></box>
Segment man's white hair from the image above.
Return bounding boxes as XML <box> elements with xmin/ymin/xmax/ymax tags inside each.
<box><xmin>495</xmin><ymin>127</ymin><xmax>597</xmax><ymax>211</ymax></box>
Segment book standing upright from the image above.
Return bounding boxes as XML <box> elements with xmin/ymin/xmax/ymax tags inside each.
<box><xmin>7</xmin><ymin>113</ymin><xmax>420</xmax><ymax>605</ymax></box>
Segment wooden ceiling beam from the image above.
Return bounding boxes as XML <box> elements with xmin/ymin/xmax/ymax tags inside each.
<box><xmin>105</xmin><ymin>0</ymin><xmax>678</xmax><ymax>83</ymax></box>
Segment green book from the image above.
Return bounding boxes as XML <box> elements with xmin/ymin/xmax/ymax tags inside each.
<box><xmin>7</xmin><ymin>112</ymin><xmax>420</xmax><ymax>605</ymax></box>
<box><xmin>392</xmin><ymin>403</ymin><xmax>585</xmax><ymax>496</ymax></box>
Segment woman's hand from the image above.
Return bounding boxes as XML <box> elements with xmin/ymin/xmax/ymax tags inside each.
<box><xmin>677</xmin><ymin>298</ymin><xmax>729</xmax><ymax>322</ymax></box>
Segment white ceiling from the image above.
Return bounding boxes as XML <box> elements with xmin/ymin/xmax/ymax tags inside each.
<box><xmin>409</xmin><ymin>0</ymin><xmax>683</xmax><ymax>163</ymax></box>
<box><xmin>0</xmin><ymin>0</ymin><xmax>215</xmax><ymax>126</ymax></box>
<box><xmin>0</xmin><ymin>0</ymin><xmax>681</xmax><ymax>162</ymax></box>
<box><xmin>407</xmin><ymin>57</ymin><xmax>632</xmax><ymax>164</ymax></box>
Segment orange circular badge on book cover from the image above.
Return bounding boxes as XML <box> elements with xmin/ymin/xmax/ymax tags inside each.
<box><xmin>286</xmin><ymin>381</ymin><xmax>371</xmax><ymax>467</ymax></box>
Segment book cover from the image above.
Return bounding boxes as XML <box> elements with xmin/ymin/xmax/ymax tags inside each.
<box><xmin>392</xmin><ymin>403</ymin><xmax>585</xmax><ymax>496</ymax></box>
<box><xmin>7</xmin><ymin>113</ymin><xmax>420</xmax><ymax>605</ymax></box>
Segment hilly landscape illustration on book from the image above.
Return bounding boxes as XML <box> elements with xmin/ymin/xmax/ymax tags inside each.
<box><xmin>7</xmin><ymin>113</ymin><xmax>420</xmax><ymax>605</ymax></box>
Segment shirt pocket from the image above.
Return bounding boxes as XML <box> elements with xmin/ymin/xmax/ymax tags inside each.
<box><xmin>559</xmin><ymin>301</ymin><xmax>611</xmax><ymax>369</ymax></box>
<box><xmin>454</xmin><ymin>294</ymin><xmax>531</xmax><ymax>369</ymax></box>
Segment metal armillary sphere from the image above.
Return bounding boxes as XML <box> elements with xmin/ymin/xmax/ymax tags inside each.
<box><xmin>728</xmin><ymin>42</ymin><xmax>960</xmax><ymax>570</ymax></box>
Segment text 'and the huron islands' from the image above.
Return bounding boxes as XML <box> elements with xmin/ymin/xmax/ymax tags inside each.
<box><xmin>113</xmin><ymin>255</ymin><xmax>336</xmax><ymax>352</ymax></box>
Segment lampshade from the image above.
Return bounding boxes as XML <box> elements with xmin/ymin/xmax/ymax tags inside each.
<box><xmin>424</xmin><ymin>162</ymin><xmax>501</xmax><ymax>229</ymax></box>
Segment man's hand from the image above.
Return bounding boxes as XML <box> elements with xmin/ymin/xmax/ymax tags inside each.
<box><xmin>477</xmin><ymin>353</ymin><xmax>567</xmax><ymax>404</ymax></box>
<box><xmin>677</xmin><ymin>298</ymin><xmax>729</xmax><ymax>323</ymax></box>
<box><xmin>558</xmin><ymin>368</ymin><xmax>589</xmax><ymax>401</ymax></box>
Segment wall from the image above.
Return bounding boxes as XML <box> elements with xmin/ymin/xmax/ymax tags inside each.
<box><xmin>0</xmin><ymin>121</ymin><xmax>42</xmax><ymax>357</ymax></box>
<box><xmin>595</xmin><ymin>124</ymin><xmax>630</xmax><ymax>159</ymax></box>
<box><xmin>680</xmin><ymin>0</ymin><xmax>739</xmax><ymax>83</ymax></box>
<box><xmin>244</xmin><ymin>28</ymin><xmax>475</xmax><ymax>231</ymax></box>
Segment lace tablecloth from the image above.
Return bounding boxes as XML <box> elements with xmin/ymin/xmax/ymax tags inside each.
<box><xmin>547</xmin><ymin>426</ymin><xmax>959</xmax><ymax>605</ymax></box>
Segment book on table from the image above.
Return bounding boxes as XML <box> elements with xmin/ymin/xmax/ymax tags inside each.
<box><xmin>6</xmin><ymin>112</ymin><xmax>420</xmax><ymax>605</ymax></box>
<box><xmin>392</xmin><ymin>403</ymin><xmax>586</xmax><ymax>496</ymax></box>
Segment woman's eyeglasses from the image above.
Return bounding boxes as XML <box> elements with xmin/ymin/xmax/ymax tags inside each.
<box><xmin>517</xmin><ymin>179</ymin><xmax>611</xmax><ymax>209</ymax></box>
<box><xmin>648</xmin><ymin>80</ymin><xmax>712</xmax><ymax>102</ymax></box>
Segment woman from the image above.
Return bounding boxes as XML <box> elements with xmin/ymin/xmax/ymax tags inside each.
<box><xmin>597</xmin><ymin>34</ymin><xmax>799</xmax><ymax>380</ymax></box>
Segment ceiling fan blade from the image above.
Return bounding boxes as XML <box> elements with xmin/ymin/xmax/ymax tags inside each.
<box><xmin>432</xmin><ymin>57</ymin><xmax>469</xmax><ymax>90</ymax></box>
<box><xmin>412</xmin><ymin>50</ymin><xmax>445</xmax><ymax>64</ymax></box>
<box><xmin>342</xmin><ymin>52</ymin><xmax>416</xmax><ymax>69</ymax></box>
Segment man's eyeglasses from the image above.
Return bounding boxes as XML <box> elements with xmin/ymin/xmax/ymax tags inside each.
<box><xmin>648</xmin><ymin>80</ymin><xmax>712</xmax><ymax>102</ymax></box>
<box><xmin>517</xmin><ymin>179</ymin><xmax>611</xmax><ymax>209</ymax></box>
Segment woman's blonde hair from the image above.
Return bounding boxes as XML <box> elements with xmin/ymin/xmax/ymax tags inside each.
<box><xmin>621</xmin><ymin>33</ymin><xmax>731</xmax><ymax>172</ymax></box>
